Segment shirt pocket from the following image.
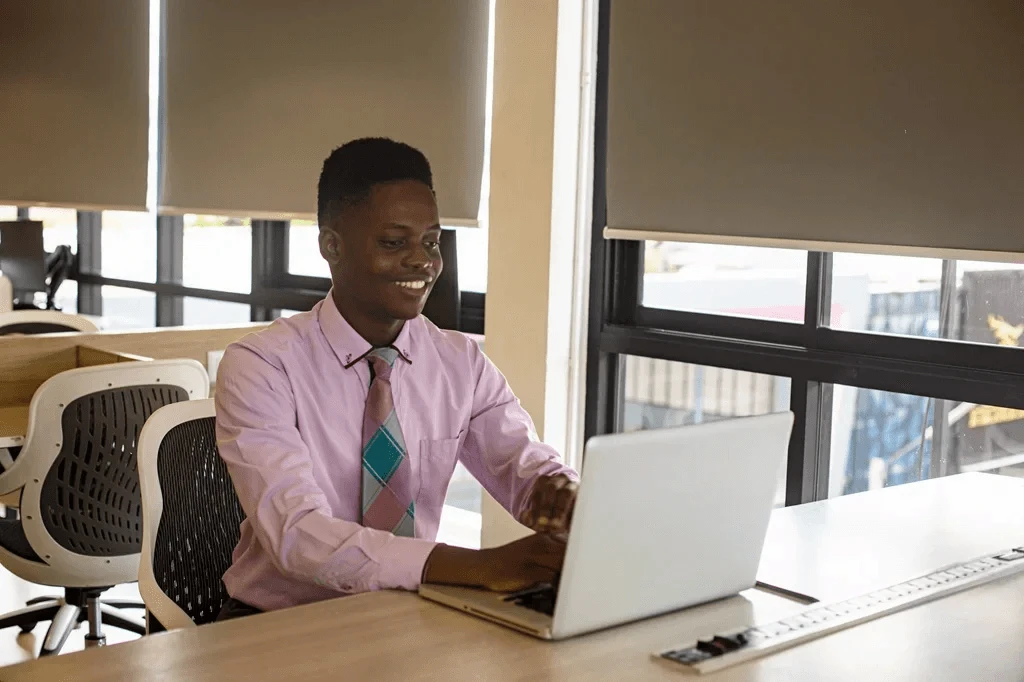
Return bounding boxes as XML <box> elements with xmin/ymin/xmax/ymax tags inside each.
<box><xmin>416</xmin><ymin>437</ymin><xmax>462</xmax><ymax>519</ymax></box>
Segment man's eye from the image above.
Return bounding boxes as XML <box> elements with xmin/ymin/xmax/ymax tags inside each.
<box><xmin>380</xmin><ymin>239</ymin><xmax>404</xmax><ymax>248</ymax></box>
<box><xmin>425</xmin><ymin>240</ymin><xmax>440</xmax><ymax>250</ymax></box>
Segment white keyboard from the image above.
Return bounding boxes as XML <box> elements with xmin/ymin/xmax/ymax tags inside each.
<box><xmin>657</xmin><ymin>546</ymin><xmax>1024</xmax><ymax>675</ymax></box>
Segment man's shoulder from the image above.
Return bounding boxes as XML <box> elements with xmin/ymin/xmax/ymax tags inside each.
<box><xmin>414</xmin><ymin>316</ymin><xmax>484</xmax><ymax>360</ymax></box>
<box><xmin>224</xmin><ymin>308</ymin><xmax>321</xmax><ymax>368</ymax></box>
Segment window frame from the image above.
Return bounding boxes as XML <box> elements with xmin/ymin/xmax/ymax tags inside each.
<box><xmin>584</xmin><ymin>0</ymin><xmax>1024</xmax><ymax>507</ymax></box>
<box><xmin>61</xmin><ymin>215</ymin><xmax>484</xmax><ymax>333</ymax></box>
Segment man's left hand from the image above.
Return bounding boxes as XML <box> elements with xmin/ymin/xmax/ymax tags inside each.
<box><xmin>520</xmin><ymin>473</ymin><xmax>579</xmax><ymax>534</ymax></box>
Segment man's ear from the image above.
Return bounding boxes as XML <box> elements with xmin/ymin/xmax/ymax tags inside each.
<box><xmin>319</xmin><ymin>227</ymin><xmax>342</xmax><ymax>265</ymax></box>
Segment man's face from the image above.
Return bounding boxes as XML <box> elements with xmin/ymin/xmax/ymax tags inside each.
<box><xmin>322</xmin><ymin>179</ymin><xmax>443</xmax><ymax>322</ymax></box>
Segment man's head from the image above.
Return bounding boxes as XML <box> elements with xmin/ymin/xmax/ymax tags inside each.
<box><xmin>316</xmin><ymin>138</ymin><xmax>442</xmax><ymax>333</ymax></box>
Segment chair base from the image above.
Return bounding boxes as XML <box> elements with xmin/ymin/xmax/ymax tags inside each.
<box><xmin>0</xmin><ymin>587</ymin><xmax>146</xmax><ymax>656</ymax></box>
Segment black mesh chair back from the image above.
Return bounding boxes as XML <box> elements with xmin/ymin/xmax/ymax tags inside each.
<box><xmin>153</xmin><ymin>416</ymin><xmax>245</xmax><ymax>625</ymax></box>
<box><xmin>0</xmin><ymin>322</ymin><xmax>83</xmax><ymax>335</ymax></box>
<box><xmin>40</xmin><ymin>385</ymin><xmax>189</xmax><ymax>556</ymax></box>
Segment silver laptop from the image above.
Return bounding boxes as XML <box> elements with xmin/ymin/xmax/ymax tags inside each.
<box><xmin>419</xmin><ymin>412</ymin><xmax>794</xmax><ymax>640</ymax></box>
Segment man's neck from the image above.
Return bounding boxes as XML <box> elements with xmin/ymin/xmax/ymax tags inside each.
<box><xmin>331</xmin><ymin>289</ymin><xmax>404</xmax><ymax>347</ymax></box>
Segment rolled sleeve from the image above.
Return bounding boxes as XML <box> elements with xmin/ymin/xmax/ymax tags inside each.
<box><xmin>215</xmin><ymin>343</ymin><xmax>437</xmax><ymax>594</ymax></box>
<box><xmin>455</xmin><ymin>346</ymin><xmax>579</xmax><ymax>521</ymax></box>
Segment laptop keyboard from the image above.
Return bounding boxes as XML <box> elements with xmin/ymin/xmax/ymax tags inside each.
<box><xmin>503</xmin><ymin>583</ymin><xmax>557</xmax><ymax>616</ymax></box>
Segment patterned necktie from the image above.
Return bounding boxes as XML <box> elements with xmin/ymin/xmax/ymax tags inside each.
<box><xmin>361</xmin><ymin>347</ymin><xmax>415</xmax><ymax>537</ymax></box>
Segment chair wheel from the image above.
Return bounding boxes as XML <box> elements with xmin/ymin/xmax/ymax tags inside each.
<box><xmin>19</xmin><ymin>623</ymin><xmax>36</xmax><ymax>634</ymax></box>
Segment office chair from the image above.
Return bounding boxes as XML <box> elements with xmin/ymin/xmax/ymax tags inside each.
<box><xmin>0</xmin><ymin>360</ymin><xmax>209</xmax><ymax>655</ymax></box>
<box><xmin>0</xmin><ymin>310</ymin><xmax>98</xmax><ymax>336</ymax></box>
<box><xmin>138</xmin><ymin>399</ymin><xmax>245</xmax><ymax>631</ymax></box>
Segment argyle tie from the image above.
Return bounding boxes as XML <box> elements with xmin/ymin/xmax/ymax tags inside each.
<box><xmin>360</xmin><ymin>347</ymin><xmax>415</xmax><ymax>536</ymax></box>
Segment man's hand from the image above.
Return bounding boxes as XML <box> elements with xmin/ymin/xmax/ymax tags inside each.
<box><xmin>423</xmin><ymin>534</ymin><xmax>567</xmax><ymax>593</ymax></box>
<box><xmin>520</xmin><ymin>473</ymin><xmax>579</xmax><ymax>534</ymax></box>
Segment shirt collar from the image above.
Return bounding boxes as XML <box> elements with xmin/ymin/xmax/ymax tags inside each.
<box><xmin>317</xmin><ymin>291</ymin><xmax>414</xmax><ymax>369</ymax></box>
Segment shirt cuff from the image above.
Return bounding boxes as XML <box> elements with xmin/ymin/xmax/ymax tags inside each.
<box><xmin>376</xmin><ymin>536</ymin><xmax>439</xmax><ymax>591</ymax></box>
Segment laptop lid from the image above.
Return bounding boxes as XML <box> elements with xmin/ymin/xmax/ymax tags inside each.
<box><xmin>551</xmin><ymin>412</ymin><xmax>793</xmax><ymax>639</ymax></box>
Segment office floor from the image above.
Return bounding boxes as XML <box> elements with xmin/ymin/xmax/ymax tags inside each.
<box><xmin>0</xmin><ymin>565</ymin><xmax>143</xmax><ymax>667</ymax></box>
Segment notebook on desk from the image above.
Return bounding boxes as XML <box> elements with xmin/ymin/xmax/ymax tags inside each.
<box><xmin>419</xmin><ymin>412</ymin><xmax>794</xmax><ymax>640</ymax></box>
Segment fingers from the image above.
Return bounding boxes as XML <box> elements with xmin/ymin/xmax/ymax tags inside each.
<box><xmin>547</xmin><ymin>480</ymin><xmax>578</xmax><ymax>533</ymax></box>
<box><xmin>532</xmin><ymin>475</ymin><xmax>571</xmax><ymax>533</ymax></box>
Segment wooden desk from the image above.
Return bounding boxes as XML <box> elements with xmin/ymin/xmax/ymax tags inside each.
<box><xmin>758</xmin><ymin>472</ymin><xmax>1024</xmax><ymax>602</ymax></box>
<box><xmin>0</xmin><ymin>405</ymin><xmax>28</xmax><ymax>442</ymax></box>
<box><xmin>4</xmin><ymin>474</ymin><xmax>1024</xmax><ymax>681</ymax></box>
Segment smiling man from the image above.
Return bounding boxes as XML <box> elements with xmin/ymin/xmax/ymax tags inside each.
<box><xmin>213</xmin><ymin>138</ymin><xmax>579</xmax><ymax>620</ymax></box>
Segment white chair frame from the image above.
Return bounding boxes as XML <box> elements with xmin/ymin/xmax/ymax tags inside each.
<box><xmin>0</xmin><ymin>360</ymin><xmax>208</xmax><ymax>588</ymax></box>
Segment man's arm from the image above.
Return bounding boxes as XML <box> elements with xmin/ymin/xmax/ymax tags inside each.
<box><xmin>455</xmin><ymin>343</ymin><xmax>580</xmax><ymax>527</ymax></box>
<box><xmin>214</xmin><ymin>344</ymin><xmax>436</xmax><ymax>594</ymax></box>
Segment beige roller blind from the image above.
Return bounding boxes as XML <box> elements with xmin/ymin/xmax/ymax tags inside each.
<box><xmin>162</xmin><ymin>1</ymin><xmax>489</xmax><ymax>225</ymax></box>
<box><xmin>0</xmin><ymin>1</ymin><xmax>150</xmax><ymax>211</ymax></box>
<box><xmin>606</xmin><ymin>1</ymin><xmax>1024</xmax><ymax>261</ymax></box>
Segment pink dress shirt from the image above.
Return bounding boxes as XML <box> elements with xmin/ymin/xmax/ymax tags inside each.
<box><xmin>214</xmin><ymin>294</ymin><xmax>577</xmax><ymax>611</ymax></box>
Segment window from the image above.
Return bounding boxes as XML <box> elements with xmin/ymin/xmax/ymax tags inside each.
<box><xmin>642</xmin><ymin>242</ymin><xmax>807</xmax><ymax>321</ymax></box>
<box><xmin>831</xmin><ymin>253</ymin><xmax>1024</xmax><ymax>346</ymax></box>
<box><xmin>0</xmin><ymin>206</ymin><xmax>17</xmax><ymax>221</ymax></box>
<box><xmin>621</xmin><ymin>356</ymin><xmax>790</xmax><ymax>507</ymax></box>
<box><xmin>831</xmin><ymin>384</ymin><xmax>1024</xmax><ymax>498</ymax></box>
<box><xmin>286</xmin><ymin>221</ymin><xmax>490</xmax><ymax>293</ymax></box>
<box><xmin>182</xmin><ymin>298</ymin><xmax>250</xmax><ymax>326</ymax></box>
<box><xmin>182</xmin><ymin>215</ymin><xmax>252</xmax><ymax>293</ymax></box>
<box><xmin>28</xmin><ymin>207</ymin><xmax>77</xmax><ymax>254</ymax></box>
<box><xmin>102</xmin><ymin>211</ymin><xmax>156</xmax><ymax>282</ymax></box>
<box><xmin>455</xmin><ymin>226</ymin><xmax>488</xmax><ymax>293</ymax></box>
<box><xmin>101</xmin><ymin>286</ymin><xmax>155</xmax><ymax>329</ymax></box>
<box><xmin>287</xmin><ymin>219</ymin><xmax>326</xmax><ymax>278</ymax></box>
<box><xmin>444</xmin><ymin>463</ymin><xmax>482</xmax><ymax>514</ymax></box>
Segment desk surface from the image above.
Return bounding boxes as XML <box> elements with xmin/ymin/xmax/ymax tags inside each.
<box><xmin>0</xmin><ymin>404</ymin><xmax>28</xmax><ymax>440</ymax></box>
<box><xmin>758</xmin><ymin>472</ymin><xmax>1024</xmax><ymax>602</ymax></box>
<box><xmin>4</xmin><ymin>474</ymin><xmax>1024</xmax><ymax>681</ymax></box>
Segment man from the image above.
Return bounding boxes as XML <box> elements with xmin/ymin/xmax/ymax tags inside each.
<box><xmin>214</xmin><ymin>137</ymin><xmax>579</xmax><ymax>620</ymax></box>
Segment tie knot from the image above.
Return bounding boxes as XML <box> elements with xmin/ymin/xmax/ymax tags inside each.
<box><xmin>367</xmin><ymin>347</ymin><xmax>399</xmax><ymax>380</ymax></box>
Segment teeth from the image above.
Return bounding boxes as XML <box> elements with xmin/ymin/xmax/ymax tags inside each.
<box><xmin>396</xmin><ymin>280</ymin><xmax>426</xmax><ymax>290</ymax></box>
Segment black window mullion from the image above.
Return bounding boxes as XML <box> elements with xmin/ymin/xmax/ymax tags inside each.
<box><xmin>75</xmin><ymin>211</ymin><xmax>103</xmax><ymax>315</ymax></box>
<box><xmin>155</xmin><ymin>214</ymin><xmax>184</xmax><ymax>326</ymax></box>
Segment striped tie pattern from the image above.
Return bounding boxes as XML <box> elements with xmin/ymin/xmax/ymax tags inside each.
<box><xmin>360</xmin><ymin>348</ymin><xmax>415</xmax><ymax>536</ymax></box>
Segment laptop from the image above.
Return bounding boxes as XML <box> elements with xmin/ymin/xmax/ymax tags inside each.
<box><xmin>419</xmin><ymin>412</ymin><xmax>794</xmax><ymax>640</ymax></box>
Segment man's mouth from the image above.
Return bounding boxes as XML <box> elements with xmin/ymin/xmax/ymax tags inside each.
<box><xmin>395</xmin><ymin>280</ymin><xmax>430</xmax><ymax>291</ymax></box>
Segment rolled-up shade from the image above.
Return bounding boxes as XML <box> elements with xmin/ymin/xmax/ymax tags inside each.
<box><xmin>606</xmin><ymin>1</ymin><xmax>1024</xmax><ymax>261</ymax></box>
<box><xmin>0</xmin><ymin>1</ymin><xmax>150</xmax><ymax>211</ymax></box>
<box><xmin>162</xmin><ymin>1</ymin><xmax>489</xmax><ymax>225</ymax></box>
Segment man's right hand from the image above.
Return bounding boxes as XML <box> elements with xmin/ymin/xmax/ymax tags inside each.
<box><xmin>422</xmin><ymin>533</ymin><xmax>567</xmax><ymax>593</ymax></box>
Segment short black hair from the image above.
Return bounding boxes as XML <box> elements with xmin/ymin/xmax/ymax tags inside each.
<box><xmin>316</xmin><ymin>137</ymin><xmax>434</xmax><ymax>228</ymax></box>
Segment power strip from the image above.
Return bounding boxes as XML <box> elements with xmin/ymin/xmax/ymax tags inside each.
<box><xmin>656</xmin><ymin>546</ymin><xmax>1024</xmax><ymax>675</ymax></box>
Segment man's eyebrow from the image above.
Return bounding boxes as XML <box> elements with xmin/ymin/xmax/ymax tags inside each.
<box><xmin>383</xmin><ymin>222</ymin><xmax>442</xmax><ymax>230</ymax></box>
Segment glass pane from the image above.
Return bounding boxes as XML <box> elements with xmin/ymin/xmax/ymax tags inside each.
<box><xmin>182</xmin><ymin>298</ymin><xmax>250</xmax><ymax>326</ymax></box>
<box><xmin>455</xmin><ymin>226</ymin><xmax>487</xmax><ymax>293</ymax></box>
<box><xmin>29</xmin><ymin>207</ymin><xmax>77</xmax><ymax>254</ymax></box>
<box><xmin>0</xmin><ymin>205</ymin><xmax>17</xmax><ymax>221</ymax></box>
<box><xmin>444</xmin><ymin>462</ymin><xmax>482</xmax><ymax>514</ymax></box>
<box><xmin>102</xmin><ymin>211</ymin><xmax>156</xmax><ymax>282</ymax></box>
<box><xmin>287</xmin><ymin>219</ymin><xmax>328</xmax><ymax>278</ymax></box>
<box><xmin>101</xmin><ymin>286</ymin><xmax>155</xmax><ymax>329</ymax></box>
<box><xmin>831</xmin><ymin>253</ymin><xmax>1024</xmax><ymax>346</ymax></box>
<box><xmin>183</xmin><ymin>215</ymin><xmax>252</xmax><ymax>293</ymax></box>
<box><xmin>279</xmin><ymin>308</ymin><xmax>310</xmax><ymax>318</ymax></box>
<box><xmin>621</xmin><ymin>355</ymin><xmax>791</xmax><ymax>507</ymax></box>
<box><xmin>830</xmin><ymin>385</ymin><xmax>1024</xmax><ymax>498</ymax></box>
<box><xmin>642</xmin><ymin>242</ymin><xmax>807</xmax><ymax>321</ymax></box>
<box><xmin>53</xmin><ymin>280</ymin><xmax>77</xmax><ymax>314</ymax></box>
<box><xmin>288</xmin><ymin>221</ymin><xmax>488</xmax><ymax>293</ymax></box>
